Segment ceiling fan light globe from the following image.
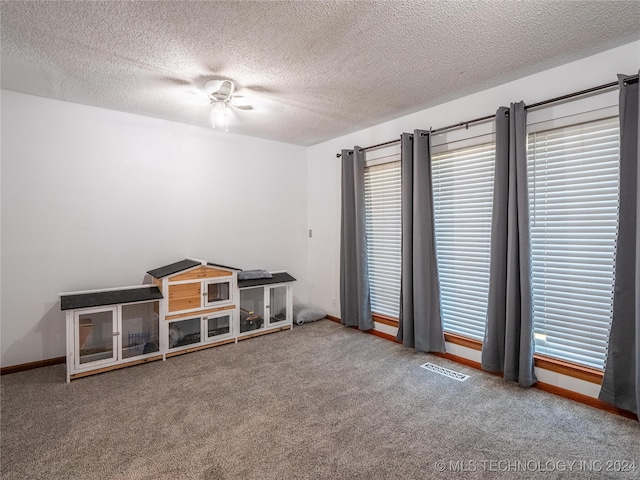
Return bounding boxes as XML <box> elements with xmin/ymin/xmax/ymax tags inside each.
<box><xmin>210</xmin><ymin>102</ymin><xmax>229</xmax><ymax>132</ymax></box>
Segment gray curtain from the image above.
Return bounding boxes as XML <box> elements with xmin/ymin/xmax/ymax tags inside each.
<box><xmin>396</xmin><ymin>130</ymin><xmax>445</xmax><ymax>352</ymax></box>
<box><xmin>481</xmin><ymin>102</ymin><xmax>537</xmax><ymax>387</ymax></box>
<box><xmin>339</xmin><ymin>147</ymin><xmax>374</xmax><ymax>331</ymax></box>
<box><xmin>599</xmin><ymin>73</ymin><xmax>640</xmax><ymax>415</ymax></box>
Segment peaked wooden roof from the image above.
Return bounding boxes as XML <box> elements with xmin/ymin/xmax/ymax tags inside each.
<box><xmin>147</xmin><ymin>259</ymin><xmax>241</xmax><ymax>278</ymax></box>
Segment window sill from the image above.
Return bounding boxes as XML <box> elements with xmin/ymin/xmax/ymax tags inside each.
<box><xmin>444</xmin><ymin>332</ymin><xmax>482</xmax><ymax>351</ymax></box>
<box><xmin>533</xmin><ymin>354</ymin><xmax>603</xmax><ymax>384</ymax></box>
<box><xmin>442</xmin><ymin>333</ymin><xmax>603</xmax><ymax>384</ymax></box>
<box><xmin>372</xmin><ymin>314</ymin><xmax>484</xmax><ymax>352</ymax></box>
<box><xmin>371</xmin><ymin>313</ymin><xmax>399</xmax><ymax>327</ymax></box>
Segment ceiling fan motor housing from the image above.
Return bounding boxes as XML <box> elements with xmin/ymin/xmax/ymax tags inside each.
<box><xmin>205</xmin><ymin>79</ymin><xmax>235</xmax><ymax>102</ymax></box>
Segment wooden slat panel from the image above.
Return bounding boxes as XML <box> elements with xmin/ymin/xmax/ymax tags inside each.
<box><xmin>165</xmin><ymin>304</ymin><xmax>235</xmax><ymax>321</ymax></box>
<box><xmin>169</xmin><ymin>266</ymin><xmax>232</xmax><ymax>282</ymax></box>
<box><xmin>168</xmin><ymin>283</ymin><xmax>201</xmax><ymax>312</ymax></box>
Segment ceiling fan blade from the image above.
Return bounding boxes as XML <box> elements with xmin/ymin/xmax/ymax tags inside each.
<box><xmin>229</xmin><ymin>95</ymin><xmax>254</xmax><ymax>110</ymax></box>
<box><xmin>183</xmin><ymin>89</ymin><xmax>211</xmax><ymax>106</ymax></box>
<box><xmin>243</xmin><ymin>85</ymin><xmax>278</xmax><ymax>95</ymax></box>
<box><xmin>158</xmin><ymin>76</ymin><xmax>193</xmax><ymax>87</ymax></box>
<box><xmin>231</xmin><ymin>104</ymin><xmax>254</xmax><ymax>111</ymax></box>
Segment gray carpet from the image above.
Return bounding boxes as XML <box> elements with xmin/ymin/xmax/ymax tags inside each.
<box><xmin>1</xmin><ymin>319</ymin><xmax>638</xmax><ymax>479</ymax></box>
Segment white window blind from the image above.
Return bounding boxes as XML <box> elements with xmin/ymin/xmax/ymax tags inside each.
<box><xmin>364</xmin><ymin>160</ymin><xmax>402</xmax><ymax>318</ymax></box>
<box><xmin>433</xmin><ymin>143</ymin><xmax>495</xmax><ymax>340</ymax></box>
<box><xmin>528</xmin><ymin>117</ymin><xmax>620</xmax><ymax>369</ymax></box>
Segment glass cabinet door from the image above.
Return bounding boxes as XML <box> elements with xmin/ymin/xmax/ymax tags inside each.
<box><xmin>76</xmin><ymin>308</ymin><xmax>117</xmax><ymax>366</ymax></box>
<box><xmin>121</xmin><ymin>302</ymin><xmax>160</xmax><ymax>359</ymax></box>
<box><xmin>204</xmin><ymin>279</ymin><xmax>232</xmax><ymax>307</ymax></box>
<box><xmin>268</xmin><ymin>285</ymin><xmax>288</xmax><ymax>326</ymax></box>
<box><xmin>168</xmin><ymin>317</ymin><xmax>201</xmax><ymax>349</ymax></box>
<box><xmin>239</xmin><ymin>287</ymin><xmax>265</xmax><ymax>334</ymax></box>
<box><xmin>205</xmin><ymin>312</ymin><xmax>232</xmax><ymax>341</ymax></box>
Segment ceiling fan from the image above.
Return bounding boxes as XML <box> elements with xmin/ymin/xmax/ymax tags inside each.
<box><xmin>204</xmin><ymin>79</ymin><xmax>253</xmax><ymax>131</ymax></box>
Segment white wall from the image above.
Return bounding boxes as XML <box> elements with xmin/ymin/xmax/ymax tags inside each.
<box><xmin>1</xmin><ymin>91</ymin><xmax>308</xmax><ymax>367</ymax></box>
<box><xmin>307</xmin><ymin>40</ymin><xmax>640</xmax><ymax>317</ymax></box>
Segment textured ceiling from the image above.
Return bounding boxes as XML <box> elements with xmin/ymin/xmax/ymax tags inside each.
<box><xmin>1</xmin><ymin>1</ymin><xmax>639</xmax><ymax>146</ymax></box>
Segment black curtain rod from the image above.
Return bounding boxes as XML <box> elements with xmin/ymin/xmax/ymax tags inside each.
<box><xmin>357</xmin><ymin>138</ymin><xmax>400</xmax><ymax>153</ymax></box>
<box><xmin>526</xmin><ymin>80</ymin><xmax>617</xmax><ymax>110</ymax></box>
<box><xmin>335</xmin><ymin>75</ymin><xmax>638</xmax><ymax>158</ymax></box>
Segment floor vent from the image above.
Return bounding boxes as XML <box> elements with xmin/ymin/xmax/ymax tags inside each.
<box><xmin>420</xmin><ymin>362</ymin><xmax>470</xmax><ymax>381</ymax></box>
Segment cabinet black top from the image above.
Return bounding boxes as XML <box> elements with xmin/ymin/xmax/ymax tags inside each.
<box><xmin>238</xmin><ymin>272</ymin><xmax>296</xmax><ymax>288</ymax></box>
<box><xmin>147</xmin><ymin>259</ymin><xmax>201</xmax><ymax>278</ymax></box>
<box><xmin>147</xmin><ymin>259</ymin><xmax>241</xmax><ymax>278</ymax></box>
<box><xmin>60</xmin><ymin>286</ymin><xmax>163</xmax><ymax>311</ymax></box>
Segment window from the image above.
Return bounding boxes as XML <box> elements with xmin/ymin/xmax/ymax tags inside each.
<box><xmin>364</xmin><ymin>160</ymin><xmax>401</xmax><ymax>318</ymax></box>
<box><xmin>432</xmin><ymin>143</ymin><xmax>495</xmax><ymax>340</ymax></box>
<box><xmin>361</xmin><ymin>108</ymin><xmax>620</xmax><ymax>372</ymax></box>
<box><xmin>528</xmin><ymin>117</ymin><xmax>620</xmax><ymax>369</ymax></box>
<box><xmin>363</xmin><ymin>142</ymin><xmax>495</xmax><ymax>334</ymax></box>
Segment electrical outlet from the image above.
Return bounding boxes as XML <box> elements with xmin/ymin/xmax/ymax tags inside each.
<box><xmin>331</xmin><ymin>297</ymin><xmax>336</xmax><ymax>308</ymax></box>
<box><xmin>308</xmin><ymin>229</ymin><xmax>313</xmax><ymax>238</ymax></box>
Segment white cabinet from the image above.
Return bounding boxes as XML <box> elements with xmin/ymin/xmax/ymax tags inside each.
<box><xmin>61</xmin><ymin>286</ymin><xmax>163</xmax><ymax>382</ymax></box>
<box><xmin>61</xmin><ymin>260</ymin><xmax>296</xmax><ymax>381</ymax></box>
<box><xmin>238</xmin><ymin>273</ymin><xmax>295</xmax><ymax>338</ymax></box>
